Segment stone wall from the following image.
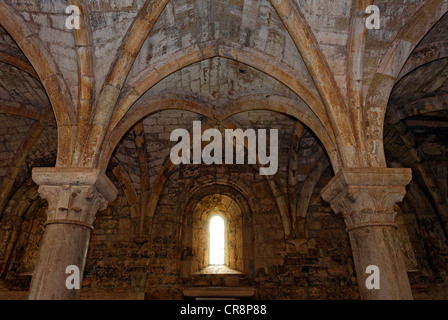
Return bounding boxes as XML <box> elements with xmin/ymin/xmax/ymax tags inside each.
<box><xmin>77</xmin><ymin>164</ymin><xmax>362</xmax><ymax>299</ymax></box>
<box><xmin>402</xmin><ymin>181</ymin><xmax>448</xmax><ymax>299</ymax></box>
<box><xmin>1</xmin><ymin>162</ymin><xmax>448</xmax><ymax>299</ymax></box>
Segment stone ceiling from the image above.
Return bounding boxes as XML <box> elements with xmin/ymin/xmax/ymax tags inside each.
<box><xmin>0</xmin><ymin>0</ymin><xmax>446</xmax><ymax>228</ymax></box>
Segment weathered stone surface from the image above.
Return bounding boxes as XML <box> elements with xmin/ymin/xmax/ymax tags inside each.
<box><xmin>0</xmin><ymin>0</ymin><xmax>447</xmax><ymax>301</ymax></box>
<box><xmin>27</xmin><ymin>168</ymin><xmax>117</xmax><ymax>300</ymax></box>
<box><xmin>321</xmin><ymin>168</ymin><xmax>414</xmax><ymax>300</ymax></box>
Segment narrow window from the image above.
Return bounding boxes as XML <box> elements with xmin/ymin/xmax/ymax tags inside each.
<box><xmin>209</xmin><ymin>215</ymin><xmax>225</xmax><ymax>265</ymax></box>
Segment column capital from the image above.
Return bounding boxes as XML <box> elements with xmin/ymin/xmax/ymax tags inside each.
<box><xmin>32</xmin><ymin>167</ymin><xmax>118</xmax><ymax>228</ymax></box>
<box><xmin>321</xmin><ymin>168</ymin><xmax>412</xmax><ymax>230</ymax></box>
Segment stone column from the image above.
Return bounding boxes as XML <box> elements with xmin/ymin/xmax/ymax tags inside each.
<box><xmin>321</xmin><ymin>168</ymin><xmax>413</xmax><ymax>300</ymax></box>
<box><xmin>28</xmin><ymin>168</ymin><xmax>117</xmax><ymax>300</ymax></box>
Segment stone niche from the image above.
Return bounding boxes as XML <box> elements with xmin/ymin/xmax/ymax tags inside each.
<box><xmin>180</xmin><ymin>189</ymin><xmax>255</xmax><ymax>277</ymax></box>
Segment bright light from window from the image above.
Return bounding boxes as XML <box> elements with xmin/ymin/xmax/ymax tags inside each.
<box><xmin>209</xmin><ymin>215</ymin><xmax>225</xmax><ymax>265</ymax></box>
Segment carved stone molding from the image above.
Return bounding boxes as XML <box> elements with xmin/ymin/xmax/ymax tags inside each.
<box><xmin>32</xmin><ymin>168</ymin><xmax>118</xmax><ymax>229</ymax></box>
<box><xmin>321</xmin><ymin>168</ymin><xmax>412</xmax><ymax>230</ymax></box>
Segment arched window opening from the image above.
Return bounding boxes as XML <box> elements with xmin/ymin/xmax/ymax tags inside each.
<box><xmin>209</xmin><ymin>215</ymin><xmax>225</xmax><ymax>265</ymax></box>
<box><xmin>185</xmin><ymin>193</ymin><xmax>249</xmax><ymax>276</ymax></box>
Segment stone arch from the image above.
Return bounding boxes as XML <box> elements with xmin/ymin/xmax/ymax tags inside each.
<box><xmin>134</xmin><ymin>113</ymin><xmax>292</xmax><ymax>244</ymax></box>
<box><xmin>100</xmin><ymin>95</ymin><xmax>340</xmax><ymax>244</ymax></box>
<box><xmin>100</xmin><ymin>94</ymin><xmax>341</xmax><ymax>173</ymax></box>
<box><xmin>398</xmin><ymin>40</ymin><xmax>448</xmax><ymax>82</ymax></box>
<box><xmin>389</xmin><ymin>95</ymin><xmax>448</xmax><ymax>122</ymax></box>
<box><xmin>0</xmin><ymin>51</ymin><xmax>38</xmax><ymax>80</ymax></box>
<box><xmin>387</xmin><ymin>58</ymin><xmax>448</xmax><ymax>123</ymax></box>
<box><xmin>0</xmin><ymin>1</ymin><xmax>75</xmax><ymax>167</ymax></box>
<box><xmin>110</xmin><ymin>41</ymin><xmax>328</xmax><ymax>139</ymax></box>
<box><xmin>269</xmin><ymin>0</ymin><xmax>359</xmax><ymax>168</ymax></box>
<box><xmin>365</xmin><ymin>1</ymin><xmax>448</xmax><ymax>168</ymax></box>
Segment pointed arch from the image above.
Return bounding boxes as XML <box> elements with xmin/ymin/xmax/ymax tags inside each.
<box><xmin>398</xmin><ymin>39</ymin><xmax>448</xmax><ymax>82</ymax></box>
<box><xmin>105</xmin><ymin>100</ymin><xmax>338</xmax><ymax>242</ymax></box>
<box><xmin>0</xmin><ymin>51</ymin><xmax>38</xmax><ymax>79</ymax></box>
<box><xmin>365</xmin><ymin>0</ymin><xmax>448</xmax><ymax>167</ymax></box>
<box><xmin>0</xmin><ymin>1</ymin><xmax>76</xmax><ymax>166</ymax></box>
<box><xmin>99</xmin><ymin>94</ymin><xmax>216</xmax><ymax>171</ymax></box>
<box><xmin>68</xmin><ymin>0</ymin><xmax>95</xmax><ymax>164</ymax></box>
<box><xmin>100</xmin><ymin>93</ymin><xmax>340</xmax><ymax>173</ymax></box>
<box><xmin>79</xmin><ymin>0</ymin><xmax>170</xmax><ymax>168</ymax></box>
<box><xmin>346</xmin><ymin>0</ymin><xmax>374</xmax><ymax>168</ymax></box>
<box><xmin>106</xmin><ymin>41</ymin><xmax>331</xmax><ymax>147</ymax></box>
<box><xmin>269</xmin><ymin>0</ymin><xmax>359</xmax><ymax>168</ymax></box>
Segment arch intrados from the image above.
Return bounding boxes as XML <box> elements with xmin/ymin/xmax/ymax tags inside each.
<box><xmin>0</xmin><ymin>2</ymin><xmax>76</xmax><ymax>166</ymax></box>
<box><xmin>397</xmin><ymin>40</ymin><xmax>448</xmax><ymax>83</ymax></box>
<box><xmin>387</xmin><ymin>58</ymin><xmax>448</xmax><ymax>121</ymax></box>
<box><xmin>365</xmin><ymin>2</ymin><xmax>448</xmax><ymax>167</ymax></box>
<box><xmin>109</xmin><ymin>42</ymin><xmax>330</xmax><ymax>147</ymax></box>
<box><xmin>195</xmin><ymin>194</ymin><xmax>243</xmax><ymax>221</ymax></box>
<box><xmin>101</xmin><ymin>94</ymin><xmax>341</xmax><ymax>172</ymax></box>
<box><xmin>180</xmin><ymin>180</ymin><xmax>256</xmax><ymax>219</ymax></box>
<box><xmin>124</xmin><ymin>42</ymin><xmax>320</xmax><ymax>112</ymax></box>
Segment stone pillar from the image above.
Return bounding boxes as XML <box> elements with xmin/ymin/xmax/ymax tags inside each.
<box><xmin>28</xmin><ymin>168</ymin><xmax>117</xmax><ymax>300</ymax></box>
<box><xmin>321</xmin><ymin>168</ymin><xmax>413</xmax><ymax>300</ymax></box>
